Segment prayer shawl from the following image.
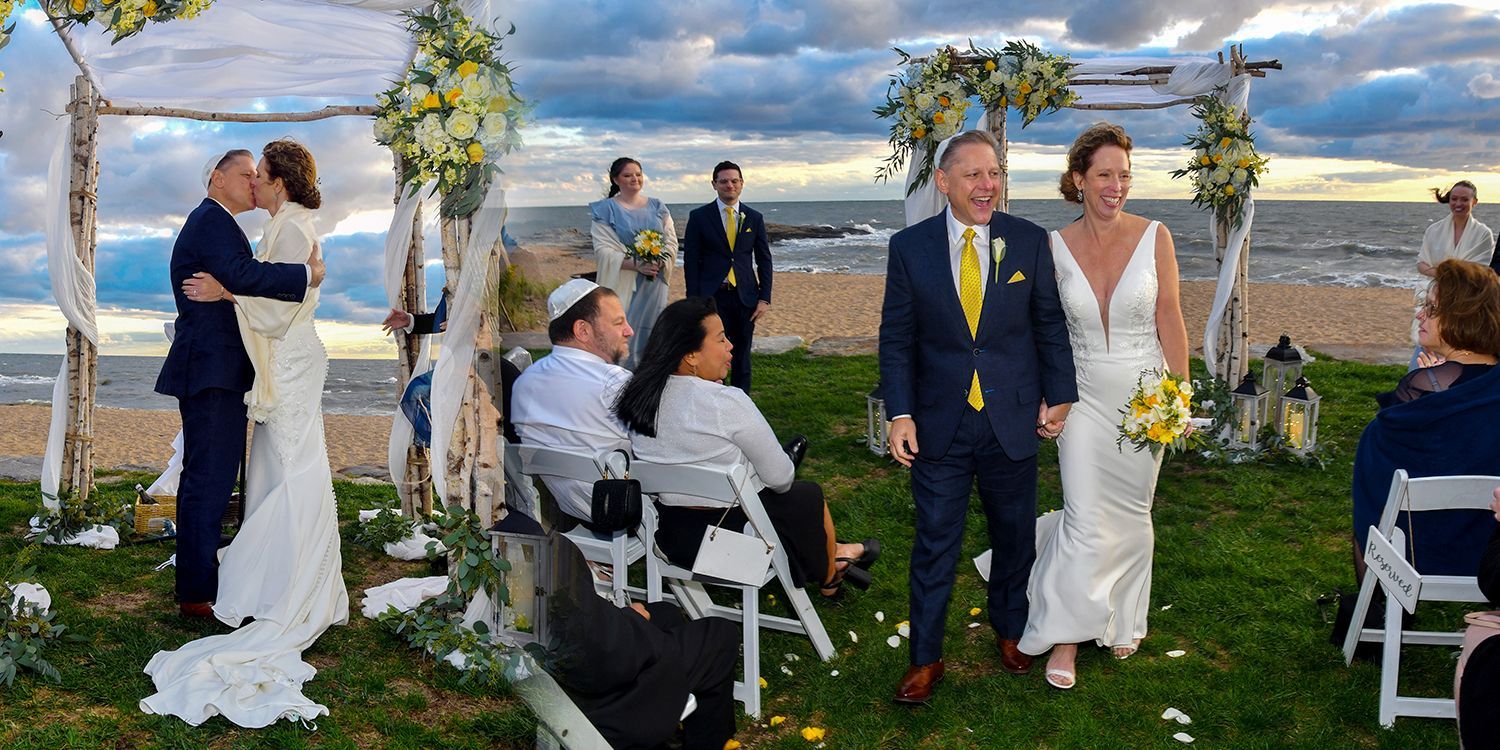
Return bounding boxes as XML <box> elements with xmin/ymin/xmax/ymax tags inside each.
<box><xmin>236</xmin><ymin>202</ymin><xmax>320</xmax><ymax>422</ymax></box>
<box><xmin>1352</xmin><ymin>365</ymin><xmax>1500</xmax><ymax>576</ymax></box>
<box><xmin>1414</xmin><ymin>215</ymin><xmax>1496</xmax><ymax>343</ymax></box>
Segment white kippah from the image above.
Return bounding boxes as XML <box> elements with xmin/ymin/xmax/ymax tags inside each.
<box><xmin>202</xmin><ymin>154</ymin><xmax>221</xmax><ymax>190</ymax></box>
<box><xmin>547</xmin><ymin>278</ymin><xmax>601</xmax><ymax>322</ymax></box>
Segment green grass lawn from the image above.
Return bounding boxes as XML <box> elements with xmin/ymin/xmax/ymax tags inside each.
<box><xmin>0</xmin><ymin>352</ymin><xmax>1471</xmax><ymax>748</ymax></box>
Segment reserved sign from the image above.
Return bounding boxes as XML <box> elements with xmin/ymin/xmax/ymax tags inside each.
<box><xmin>1365</xmin><ymin>526</ymin><xmax>1422</xmax><ymax>614</ymax></box>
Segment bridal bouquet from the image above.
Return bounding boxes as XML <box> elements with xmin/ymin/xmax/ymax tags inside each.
<box><xmin>374</xmin><ymin>0</ymin><xmax>527</xmax><ymax>218</ymax></box>
<box><xmin>629</xmin><ymin>229</ymin><xmax>667</xmax><ymax>267</ymax></box>
<box><xmin>44</xmin><ymin>0</ymin><xmax>214</xmax><ymax>43</ymax></box>
<box><xmin>1117</xmin><ymin>370</ymin><xmax>1196</xmax><ymax>456</ymax></box>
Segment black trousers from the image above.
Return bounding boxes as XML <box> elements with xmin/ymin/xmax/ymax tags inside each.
<box><xmin>713</xmin><ymin>285</ymin><xmax>755</xmax><ymax>393</ymax></box>
<box><xmin>174</xmin><ymin>387</ymin><xmax>247</xmax><ymax>603</ymax></box>
<box><xmin>646</xmin><ymin>604</ymin><xmax>738</xmax><ymax>750</ymax></box>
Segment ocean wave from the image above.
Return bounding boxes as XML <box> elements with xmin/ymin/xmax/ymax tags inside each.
<box><xmin>780</xmin><ymin>264</ymin><xmax>855</xmax><ymax>274</ymax></box>
<box><xmin>0</xmin><ymin>373</ymin><xmax>56</xmax><ymax>385</ymax></box>
<box><xmin>1258</xmin><ymin>269</ymin><xmax>1416</xmax><ymax>289</ymax></box>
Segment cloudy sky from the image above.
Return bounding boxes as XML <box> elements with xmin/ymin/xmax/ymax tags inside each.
<box><xmin>2</xmin><ymin>0</ymin><xmax>1498</xmax><ymax>357</ymax></box>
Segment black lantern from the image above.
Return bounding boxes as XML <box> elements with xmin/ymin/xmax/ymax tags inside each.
<box><xmin>1262</xmin><ymin>335</ymin><xmax>1304</xmax><ymax>428</ymax></box>
<box><xmin>1279</xmin><ymin>375</ymin><xmax>1321</xmax><ymax>455</ymax></box>
<box><xmin>1228</xmin><ymin>372</ymin><xmax>1269</xmax><ymax>450</ymax></box>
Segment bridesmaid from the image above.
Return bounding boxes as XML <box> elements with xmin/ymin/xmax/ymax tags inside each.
<box><xmin>591</xmin><ymin>157</ymin><xmax>678</xmax><ymax>368</ymax></box>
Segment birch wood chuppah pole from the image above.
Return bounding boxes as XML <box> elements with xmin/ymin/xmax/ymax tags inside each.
<box><xmin>392</xmin><ymin>156</ymin><xmax>432</xmax><ymax>516</ymax></box>
<box><xmin>58</xmin><ymin>74</ymin><xmax>101</xmax><ymax>502</ymax></box>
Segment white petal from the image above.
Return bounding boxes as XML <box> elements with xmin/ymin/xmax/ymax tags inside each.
<box><xmin>1167</xmin><ymin>650</ymin><xmax>1186</xmax><ymax>658</ymax></box>
<box><xmin>875</xmin><ymin>611</ymin><xmax>885</xmax><ymax>622</ymax></box>
<box><xmin>1162</xmin><ymin>708</ymin><xmax>1184</xmax><ymax>721</ymax></box>
<box><xmin>968</xmin><ymin>622</ymin><xmax>982</xmax><ymax>629</ymax></box>
<box><xmin>1161</xmin><ymin>604</ymin><xmax>1173</xmax><ymax>611</ymax></box>
<box><xmin>897</xmin><ymin>623</ymin><xmax>911</xmax><ymax>638</ymax></box>
<box><xmin>1176</xmin><ymin>714</ymin><xmax>1193</xmax><ymax>725</ymax></box>
<box><xmin>785</xmin><ymin>653</ymin><xmax>800</xmax><ymax>662</ymax></box>
<box><xmin>830</xmin><ymin>670</ymin><xmax>840</xmax><ymax>677</ymax></box>
<box><xmin>780</xmin><ymin>665</ymin><xmax>794</xmax><ymax>675</ymax></box>
<box><xmin>887</xmin><ymin>635</ymin><xmax>902</xmax><ymax>648</ymax></box>
<box><xmin>1173</xmin><ymin>733</ymin><xmax>1195</xmax><ymax>744</ymax></box>
<box><xmin>849</xmin><ymin>630</ymin><xmax>859</xmax><ymax>643</ymax></box>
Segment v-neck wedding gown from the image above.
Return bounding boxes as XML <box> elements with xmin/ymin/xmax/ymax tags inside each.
<box><xmin>1018</xmin><ymin>221</ymin><xmax>1165</xmax><ymax>656</ymax></box>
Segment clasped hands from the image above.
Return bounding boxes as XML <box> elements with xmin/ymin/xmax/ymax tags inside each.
<box><xmin>886</xmin><ymin>400</ymin><xmax>1071</xmax><ymax>468</ymax></box>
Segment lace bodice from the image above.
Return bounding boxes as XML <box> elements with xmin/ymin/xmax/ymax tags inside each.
<box><xmin>261</xmin><ymin>320</ymin><xmax>327</xmax><ymax>467</ymax></box>
<box><xmin>1051</xmin><ymin>222</ymin><xmax>1163</xmax><ymax>379</ymax></box>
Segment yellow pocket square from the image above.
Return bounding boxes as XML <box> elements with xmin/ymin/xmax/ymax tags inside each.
<box><xmin>1007</xmin><ymin>270</ymin><xmax>1026</xmax><ymax>284</ymax></box>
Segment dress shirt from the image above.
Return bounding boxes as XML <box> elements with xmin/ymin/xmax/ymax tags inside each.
<box><xmin>511</xmin><ymin>345</ymin><xmax>632</xmax><ymax>521</ymax></box>
<box><xmin>945</xmin><ymin>206</ymin><xmax>990</xmax><ymax>301</ymax></box>
<box><xmin>630</xmin><ymin>375</ymin><xmax>794</xmax><ymax>506</ymax></box>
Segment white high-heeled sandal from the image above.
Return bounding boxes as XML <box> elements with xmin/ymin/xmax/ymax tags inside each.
<box><xmin>1045</xmin><ymin>667</ymin><xmax>1076</xmax><ymax>690</ymax></box>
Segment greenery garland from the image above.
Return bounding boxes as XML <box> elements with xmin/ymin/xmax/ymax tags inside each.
<box><xmin>45</xmin><ymin>0</ymin><xmax>214</xmax><ymax>44</ymax></box>
<box><xmin>32</xmin><ymin>489</ymin><xmax>130</xmax><ymax>545</ymax></box>
<box><xmin>875</xmin><ymin>42</ymin><xmax>1076</xmax><ymax>193</ymax></box>
<box><xmin>374</xmin><ymin>0</ymin><xmax>527</xmax><ymax>218</ymax></box>
<box><xmin>1</xmin><ymin>546</ymin><xmax>78</xmax><ymax>688</ymax></box>
<box><xmin>1170</xmin><ymin>92</ymin><xmax>1269</xmax><ymax>227</ymax></box>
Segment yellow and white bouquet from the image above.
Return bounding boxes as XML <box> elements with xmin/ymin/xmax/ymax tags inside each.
<box><xmin>46</xmin><ymin>0</ymin><xmax>214</xmax><ymax>44</ymax></box>
<box><xmin>1117</xmin><ymin>369</ymin><xmax>1196</xmax><ymax>456</ymax></box>
<box><xmin>1170</xmin><ymin>94</ymin><xmax>1268</xmax><ymax>226</ymax></box>
<box><xmin>874</xmin><ymin>46</ymin><xmax>972</xmax><ymax>191</ymax></box>
<box><xmin>374</xmin><ymin>0</ymin><xmax>527</xmax><ymax>218</ymax></box>
<box><xmin>629</xmin><ymin>229</ymin><xmax>666</xmax><ymax>265</ymax></box>
<box><xmin>967</xmin><ymin>41</ymin><xmax>1076</xmax><ymax>128</ymax></box>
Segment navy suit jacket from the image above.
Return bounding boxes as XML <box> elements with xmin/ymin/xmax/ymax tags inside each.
<box><xmin>683</xmin><ymin>201</ymin><xmax>772</xmax><ymax>308</ymax></box>
<box><xmin>878</xmin><ymin>210</ymin><xmax>1078</xmax><ymax>461</ymax></box>
<box><xmin>154</xmin><ymin>199</ymin><xmax>308</xmax><ymax>399</ymax></box>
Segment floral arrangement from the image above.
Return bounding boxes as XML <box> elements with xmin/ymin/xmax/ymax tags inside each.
<box><xmin>875</xmin><ymin>43</ymin><xmax>1075</xmax><ymax>192</ymax></box>
<box><xmin>629</xmin><ymin>229</ymin><xmax>666</xmax><ymax>266</ymax></box>
<box><xmin>45</xmin><ymin>0</ymin><xmax>215</xmax><ymax>44</ymax></box>
<box><xmin>1117</xmin><ymin>369</ymin><xmax>1196</xmax><ymax>456</ymax></box>
<box><xmin>1170</xmin><ymin>93</ymin><xmax>1269</xmax><ymax>226</ymax></box>
<box><xmin>374</xmin><ymin>0</ymin><xmax>526</xmax><ymax>218</ymax></box>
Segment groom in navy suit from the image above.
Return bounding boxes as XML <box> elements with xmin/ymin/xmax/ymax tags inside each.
<box><xmin>154</xmin><ymin>149</ymin><xmax>323</xmax><ymax>617</ymax></box>
<box><xmin>879</xmin><ymin>131</ymin><xmax>1077</xmax><ymax>703</ymax></box>
<box><xmin>683</xmin><ymin>160</ymin><xmax>772</xmax><ymax>393</ymax></box>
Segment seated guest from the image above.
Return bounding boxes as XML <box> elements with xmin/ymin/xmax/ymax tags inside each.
<box><xmin>613</xmin><ymin>297</ymin><xmax>879</xmax><ymax>598</ymax></box>
<box><xmin>1457</xmin><ymin>488</ymin><xmax>1500</xmax><ymax>748</ymax></box>
<box><xmin>1353</xmin><ymin>259</ymin><xmax>1500</xmax><ymax>579</ymax></box>
<box><xmin>542</xmin><ymin>531</ymin><xmax>738</xmax><ymax>750</ymax></box>
<box><xmin>510</xmin><ymin>279</ymin><xmax>634</xmax><ymax>524</ymax></box>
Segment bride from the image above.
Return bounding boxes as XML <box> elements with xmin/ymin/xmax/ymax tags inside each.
<box><xmin>1016</xmin><ymin>122</ymin><xmax>1190</xmax><ymax>689</ymax></box>
<box><xmin>141</xmin><ymin>138</ymin><xmax>349</xmax><ymax>726</ymax></box>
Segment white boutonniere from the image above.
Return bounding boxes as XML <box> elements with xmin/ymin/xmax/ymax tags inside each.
<box><xmin>991</xmin><ymin>237</ymin><xmax>1006</xmax><ymax>278</ymax></box>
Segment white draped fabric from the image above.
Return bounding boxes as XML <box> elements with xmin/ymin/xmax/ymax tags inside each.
<box><xmin>900</xmin><ymin>55</ymin><xmax>1256</xmax><ymax>379</ymax></box>
<box><xmin>382</xmin><ymin>186</ymin><xmax>431</xmax><ymax>488</ymax></box>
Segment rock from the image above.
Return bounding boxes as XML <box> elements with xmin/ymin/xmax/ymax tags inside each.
<box><xmin>0</xmin><ymin>456</ymin><xmax>43</xmax><ymax>482</ymax></box>
<box><xmin>752</xmin><ymin>336</ymin><xmax>804</xmax><ymax>354</ymax></box>
<box><xmin>808</xmin><ymin>336</ymin><xmax>879</xmax><ymax>356</ymax></box>
<box><xmin>349</xmin><ymin>476</ymin><xmax>393</xmax><ymax>486</ymax></box>
<box><xmin>765</xmin><ymin>223</ymin><xmax>872</xmax><ymax>242</ymax></box>
<box><xmin>338</xmin><ymin>464</ymin><xmax>390</xmax><ymax>480</ymax></box>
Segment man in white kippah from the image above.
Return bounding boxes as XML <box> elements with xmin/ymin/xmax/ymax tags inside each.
<box><xmin>510</xmin><ymin>278</ymin><xmax>635</xmax><ymax>524</ymax></box>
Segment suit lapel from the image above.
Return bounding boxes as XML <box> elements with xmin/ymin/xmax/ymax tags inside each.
<box><xmin>924</xmin><ymin>215</ymin><xmax>971</xmax><ymax>342</ymax></box>
<box><xmin>976</xmin><ymin>212</ymin><xmax>1009</xmax><ymax>340</ymax></box>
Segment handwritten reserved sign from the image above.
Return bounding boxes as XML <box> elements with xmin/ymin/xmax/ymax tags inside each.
<box><xmin>1364</xmin><ymin>526</ymin><xmax>1422</xmax><ymax>614</ymax></box>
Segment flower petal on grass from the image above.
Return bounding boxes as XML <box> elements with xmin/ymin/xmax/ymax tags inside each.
<box><xmin>770</xmin><ymin>716</ymin><xmax>786</xmax><ymax>726</ymax></box>
<box><xmin>968</xmin><ymin>607</ymin><xmax>982</xmax><ymax>616</ymax></box>
<box><xmin>1160</xmin><ymin>604</ymin><xmax>1173</xmax><ymax>611</ymax></box>
<box><xmin>801</xmin><ymin>727</ymin><xmax>826</xmax><ymax>741</ymax></box>
<box><xmin>875</xmin><ymin>611</ymin><xmax>885</xmax><ymax>622</ymax></box>
<box><xmin>758</xmin><ymin>677</ymin><xmax>767</xmax><ymax>688</ymax></box>
<box><xmin>887</xmin><ymin>635</ymin><xmax>901</xmax><ymax>648</ymax></box>
<box><xmin>897</xmin><ymin>622</ymin><xmax>911</xmax><ymax>638</ymax></box>
<box><xmin>968</xmin><ymin>622</ymin><xmax>982</xmax><ymax>629</ymax></box>
<box><xmin>830</xmin><ymin>670</ymin><xmax>840</xmax><ymax>677</ymax></box>
<box><xmin>1166</xmin><ymin>650</ymin><xmax>1186</xmax><ymax>658</ymax></box>
<box><xmin>849</xmin><ymin>630</ymin><xmax>859</xmax><ymax>643</ymax></box>
<box><xmin>780</xmin><ymin>665</ymin><xmax>794</xmax><ymax>676</ymax></box>
<box><xmin>1173</xmin><ymin>732</ymin><xmax>1195</xmax><ymax>743</ymax></box>
<box><xmin>1162</xmin><ymin>708</ymin><xmax>1184</xmax><ymax>721</ymax></box>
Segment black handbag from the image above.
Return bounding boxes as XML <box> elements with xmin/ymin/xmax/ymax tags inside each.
<box><xmin>590</xmin><ymin>449</ymin><xmax>642</xmax><ymax>532</ymax></box>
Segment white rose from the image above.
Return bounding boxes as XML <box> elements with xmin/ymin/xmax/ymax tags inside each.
<box><xmin>373</xmin><ymin>117</ymin><xmax>395</xmax><ymax>142</ymax></box>
<box><xmin>1232</xmin><ymin>168</ymin><xmax>1248</xmax><ymax>185</ymax></box>
<box><xmin>445</xmin><ymin>111</ymin><xmax>479</xmax><ymax>140</ymax></box>
<box><xmin>914</xmin><ymin>92</ymin><xmax>934</xmax><ymax>110</ymax></box>
<box><xmin>1211</xmin><ymin>167</ymin><xmax>1230</xmax><ymax>185</ymax></box>
<box><xmin>410</xmin><ymin>83</ymin><xmax>431</xmax><ymax>103</ymax></box>
<box><xmin>481</xmin><ymin>113</ymin><xmax>509</xmax><ymax>139</ymax></box>
<box><xmin>461</xmin><ymin>73</ymin><xmax>494</xmax><ymax>104</ymax></box>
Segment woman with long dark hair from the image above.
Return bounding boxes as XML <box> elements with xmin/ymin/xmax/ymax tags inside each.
<box><xmin>591</xmin><ymin>157</ymin><xmax>677</xmax><ymax>368</ymax></box>
<box><xmin>615</xmin><ymin>297</ymin><xmax>878</xmax><ymax>598</ymax></box>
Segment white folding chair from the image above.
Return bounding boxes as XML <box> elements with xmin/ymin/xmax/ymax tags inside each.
<box><xmin>516</xmin><ymin>668</ymin><xmax>696</xmax><ymax>750</ymax></box>
<box><xmin>1341</xmin><ymin>470</ymin><xmax>1499</xmax><ymax>727</ymax></box>
<box><xmin>633</xmin><ymin>459</ymin><xmax>836</xmax><ymax>718</ymax></box>
<box><xmin>504</xmin><ymin>443</ymin><xmax>645</xmax><ymax>605</ymax></box>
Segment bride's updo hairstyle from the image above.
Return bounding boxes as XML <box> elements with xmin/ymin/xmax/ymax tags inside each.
<box><xmin>261</xmin><ymin>138</ymin><xmax>322</xmax><ymax>209</ymax></box>
<box><xmin>1059</xmin><ymin>122</ymin><xmax>1132</xmax><ymax>204</ymax></box>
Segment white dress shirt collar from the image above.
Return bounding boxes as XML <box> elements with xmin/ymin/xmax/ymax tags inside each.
<box><xmin>944</xmin><ymin>206</ymin><xmax>991</xmax><ymax>295</ymax></box>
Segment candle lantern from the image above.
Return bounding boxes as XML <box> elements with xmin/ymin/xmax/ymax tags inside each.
<box><xmin>1262</xmin><ymin>335</ymin><xmax>1304</xmax><ymax>427</ymax></box>
<box><xmin>866</xmin><ymin>385</ymin><xmax>889</xmax><ymax>456</ymax></box>
<box><xmin>489</xmin><ymin>528</ymin><xmax>551</xmax><ymax>645</ymax></box>
<box><xmin>1279</xmin><ymin>375</ymin><xmax>1321</xmax><ymax>455</ymax></box>
<box><xmin>1228</xmin><ymin>372</ymin><xmax>1269</xmax><ymax>450</ymax></box>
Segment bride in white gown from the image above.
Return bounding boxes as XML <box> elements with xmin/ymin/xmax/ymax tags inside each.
<box><xmin>142</xmin><ymin>139</ymin><xmax>349</xmax><ymax>727</ymax></box>
<box><xmin>1016</xmin><ymin>123</ymin><xmax>1190</xmax><ymax>690</ymax></box>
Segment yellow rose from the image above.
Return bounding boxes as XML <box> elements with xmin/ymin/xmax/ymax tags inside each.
<box><xmin>932</xmin><ymin>112</ymin><xmax>945</xmax><ymax>124</ymax></box>
<box><xmin>422</xmin><ymin>92</ymin><xmax>440</xmax><ymax>109</ymax></box>
<box><xmin>457</xmin><ymin>60</ymin><xmax>480</xmax><ymax>78</ymax></box>
<box><xmin>143</xmin><ymin>0</ymin><xmax>157</xmax><ymax>15</ymax></box>
<box><xmin>1199</xmin><ymin>155</ymin><xmax>1211</xmax><ymax>166</ymax></box>
<box><xmin>1212</xmin><ymin>153</ymin><xmax>1223</xmax><ymax>164</ymax></box>
<box><xmin>1012</xmin><ymin>95</ymin><xmax>1025</xmax><ymax>107</ymax></box>
<box><xmin>1019</xmin><ymin>82</ymin><xmax>1033</xmax><ymax>94</ymax></box>
<box><xmin>1219</xmin><ymin>136</ymin><xmax>1232</xmax><ymax>149</ymax></box>
<box><xmin>984</xmin><ymin>59</ymin><xmax>997</xmax><ymax>71</ymax></box>
<box><xmin>938</xmin><ymin>95</ymin><xmax>951</xmax><ymax>107</ymax></box>
<box><xmin>912</xmin><ymin>126</ymin><xmax>926</xmax><ymax>139</ymax></box>
<box><xmin>1225</xmin><ymin>185</ymin><xmax>1236</xmax><ymax>195</ymax></box>
<box><xmin>446</xmin><ymin>89</ymin><xmax>462</xmax><ymax>104</ymax></box>
<box><xmin>1237</xmin><ymin>158</ymin><xmax>1250</xmax><ymax>168</ymax></box>
<box><xmin>801</xmin><ymin>727</ymin><xmax>826</xmax><ymax>741</ymax></box>
<box><xmin>70</xmin><ymin>0</ymin><xmax>86</xmax><ymax>11</ymax></box>
<box><xmin>466</xmin><ymin>142</ymin><xmax>485</xmax><ymax>163</ymax></box>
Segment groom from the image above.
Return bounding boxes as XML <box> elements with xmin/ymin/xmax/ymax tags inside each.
<box><xmin>878</xmin><ymin>130</ymin><xmax>1076</xmax><ymax>703</ymax></box>
<box><xmin>155</xmin><ymin>149</ymin><xmax>324</xmax><ymax>617</ymax></box>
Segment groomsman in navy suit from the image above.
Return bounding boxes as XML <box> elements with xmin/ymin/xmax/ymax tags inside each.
<box><xmin>879</xmin><ymin>131</ymin><xmax>1077</xmax><ymax>703</ymax></box>
<box><xmin>683</xmin><ymin>161</ymin><xmax>772</xmax><ymax>393</ymax></box>
<box><xmin>154</xmin><ymin>149</ymin><xmax>323</xmax><ymax>617</ymax></box>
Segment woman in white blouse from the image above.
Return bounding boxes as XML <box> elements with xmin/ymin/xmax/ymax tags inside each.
<box><xmin>614</xmin><ymin>297</ymin><xmax>879</xmax><ymax>598</ymax></box>
<box><xmin>1414</xmin><ymin>181</ymin><xmax>1494</xmax><ymax>366</ymax></box>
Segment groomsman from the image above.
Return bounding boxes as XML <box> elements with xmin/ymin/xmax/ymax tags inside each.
<box><xmin>878</xmin><ymin>131</ymin><xmax>1076</xmax><ymax>703</ymax></box>
<box><xmin>683</xmin><ymin>161</ymin><xmax>772</xmax><ymax>393</ymax></box>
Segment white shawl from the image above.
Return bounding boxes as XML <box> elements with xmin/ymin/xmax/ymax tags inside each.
<box><xmin>236</xmin><ymin>202</ymin><xmax>320</xmax><ymax>422</ymax></box>
<box><xmin>592</xmin><ymin>212</ymin><xmax>678</xmax><ymax>311</ymax></box>
<box><xmin>1419</xmin><ymin>214</ymin><xmax>1494</xmax><ymax>268</ymax></box>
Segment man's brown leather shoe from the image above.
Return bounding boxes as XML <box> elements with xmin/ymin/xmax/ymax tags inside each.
<box><xmin>893</xmin><ymin>661</ymin><xmax>945</xmax><ymax>704</ymax></box>
<box><xmin>179</xmin><ymin>602</ymin><xmax>215</xmax><ymax>618</ymax></box>
<box><xmin>998</xmin><ymin>637</ymin><xmax>1032</xmax><ymax>675</ymax></box>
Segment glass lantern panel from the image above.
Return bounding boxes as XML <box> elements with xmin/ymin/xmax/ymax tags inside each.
<box><xmin>499</xmin><ymin>538</ymin><xmax>538</xmax><ymax>634</ymax></box>
<box><xmin>1283</xmin><ymin>403</ymin><xmax>1309</xmax><ymax>450</ymax></box>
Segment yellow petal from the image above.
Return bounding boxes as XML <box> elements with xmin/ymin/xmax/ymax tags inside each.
<box><xmin>801</xmin><ymin>727</ymin><xmax>826</xmax><ymax>741</ymax></box>
<box><xmin>758</xmin><ymin>677</ymin><xmax>768</xmax><ymax>688</ymax></box>
<box><xmin>968</xmin><ymin>607</ymin><xmax>981</xmax><ymax>616</ymax></box>
<box><xmin>770</xmin><ymin>716</ymin><xmax>786</xmax><ymax>726</ymax></box>
<box><xmin>724</xmin><ymin>741</ymin><xmax>742</xmax><ymax>750</ymax></box>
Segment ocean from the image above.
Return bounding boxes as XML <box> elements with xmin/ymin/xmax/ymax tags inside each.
<box><xmin>1</xmin><ymin>199</ymin><xmax>1458</xmax><ymax>413</ymax></box>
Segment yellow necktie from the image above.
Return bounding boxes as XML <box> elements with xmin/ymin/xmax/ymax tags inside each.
<box><xmin>724</xmin><ymin>206</ymin><xmax>738</xmax><ymax>287</ymax></box>
<box><xmin>960</xmin><ymin>227</ymin><xmax>984</xmax><ymax>411</ymax></box>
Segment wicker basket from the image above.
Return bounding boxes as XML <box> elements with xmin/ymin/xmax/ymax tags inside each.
<box><xmin>132</xmin><ymin>494</ymin><xmax>244</xmax><ymax>536</ymax></box>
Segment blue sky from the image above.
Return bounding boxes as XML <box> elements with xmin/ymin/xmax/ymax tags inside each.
<box><xmin>1</xmin><ymin>0</ymin><xmax>1498</xmax><ymax>356</ymax></box>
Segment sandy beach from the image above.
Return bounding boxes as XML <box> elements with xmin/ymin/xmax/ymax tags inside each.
<box><xmin>2</xmin><ymin>247</ymin><xmax>1414</xmax><ymax>474</ymax></box>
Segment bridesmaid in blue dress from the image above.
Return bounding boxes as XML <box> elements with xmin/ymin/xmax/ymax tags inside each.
<box><xmin>590</xmin><ymin>157</ymin><xmax>679</xmax><ymax>369</ymax></box>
